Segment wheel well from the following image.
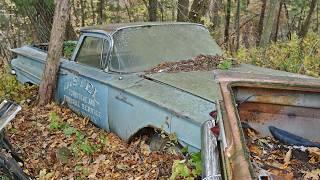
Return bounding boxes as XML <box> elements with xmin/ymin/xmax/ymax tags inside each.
<box><xmin>127</xmin><ymin>126</ymin><xmax>159</xmax><ymax>143</ymax></box>
<box><xmin>24</xmin><ymin>82</ymin><xmax>34</xmax><ymax>86</ymax></box>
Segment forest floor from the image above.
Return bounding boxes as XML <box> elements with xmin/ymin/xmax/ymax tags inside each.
<box><xmin>7</xmin><ymin>102</ymin><xmax>181</xmax><ymax>179</ymax></box>
<box><xmin>0</xmin><ymin>68</ymin><xmax>188</xmax><ymax>179</ymax></box>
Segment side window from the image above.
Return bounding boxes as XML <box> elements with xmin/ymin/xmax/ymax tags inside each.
<box><xmin>76</xmin><ymin>36</ymin><xmax>110</xmax><ymax>69</ymax></box>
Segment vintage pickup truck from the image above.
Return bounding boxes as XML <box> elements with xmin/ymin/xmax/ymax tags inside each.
<box><xmin>10</xmin><ymin>22</ymin><xmax>320</xmax><ymax>179</ymax></box>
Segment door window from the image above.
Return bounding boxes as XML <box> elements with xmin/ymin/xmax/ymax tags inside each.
<box><xmin>76</xmin><ymin>36</ymin><xmax>110</xmax><ymax>68</ymax></box>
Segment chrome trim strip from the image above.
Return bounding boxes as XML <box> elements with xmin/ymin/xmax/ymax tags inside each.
<box><xmin>201</xmin><ymin>120</ymin><xmax>221</xmax><ymax>180</ymax></box>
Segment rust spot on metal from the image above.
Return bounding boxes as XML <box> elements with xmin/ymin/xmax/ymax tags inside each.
<box><xmin>219</xmin><ymin>78</ymin><xmax>320</xmax><ymax>179</ymax></box>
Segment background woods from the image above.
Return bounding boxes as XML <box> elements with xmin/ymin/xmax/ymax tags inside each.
<box><xmin>0</xmin><ymin>0</ymin><xmax>319</xmax><ymax>74</ymax></box>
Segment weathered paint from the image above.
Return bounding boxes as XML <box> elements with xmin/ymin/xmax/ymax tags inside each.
<box><xmin>215</xmin><ymin>70</ymin><xmax>320</xmax><ymax>179</ymax></box>
<box><xmin>10</xmin><ymin>23</ymin><xmax>320</xmax><ymax>179</ymax></box>
<box><xmin>11</xmin><ymin>45</ymin><xmax>216</xmax><ymax>151</ymax></box>
<box><xmin>145</xmin><ymin>71</ymin><xmax>222</xmax><ymax>102</ymax></box>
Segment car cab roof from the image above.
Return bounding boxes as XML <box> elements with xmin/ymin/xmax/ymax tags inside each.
<box><xmin>80</xmin><ymin>22</ymin><xmax>204</xmax><ymax>34</ymax></box>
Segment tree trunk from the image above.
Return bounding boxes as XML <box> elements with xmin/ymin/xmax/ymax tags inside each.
<box><xmin>80</xmin><ymin>0</ymin><xmax>86</xmax><ymax>26</ymax></box>
<box><xmin>259</xmin><ymin>0</ymin><xmax>280</xmax><ymax>47</ymax></box>
<box><xmin>298</xmin><ymin>0</ymin><xmax>317</xmax><ymax>38</ymax></box>
<box><xmin>177</xmin><ymin>0</ymin><xmax>189</xmax><ymax>22</ymax></box>
<box><xmin>148</xmin><ymin>0</ymin><xmax>157</xmax><ymax>21</ymax></box>
<box><xmin>188</xmin><ymin>0</ymin><xmax>210</xmax><ymax>23</ymax></box>
<box><xmin>65</xmin><ymin>20</ymin><xmax>77</xmax><ymax>40</ymax></box>
<box><xmin>273</xmin><ymin>1</ymin><xmax>283</xmax><ymax>42</ymax></box>
<box><xmin>256</xmin><ymin>0</ymin><xmax>267</xmax><ymax>46</ymax></box>
<box><xmin>317</xmin><ymin>2</ymin><xmax>319</xmax><ymax>32</ymax></box>
<box><xmin>224</xmin><ymin>0</ymin><xmax>231</xmax><ymax>47</ymax></box>
<box><xmin>38</xmin><ymin>0</ymin><xmax>70</xmax><ymax>106</ymax></box>
<box><xmin>211</xmin><ymin>0</ymin><xmax>222</xmax><ymax>30</ymax></box>
<box><xmin>90</xmin><ymin>0</ymin><xmax>96</xmax><ymax>25</ymax></box>
<box><xmin>235</xmin><ymin>0</ymin><xmax>241</xmax><ymax>51</ymax></box>
<box><xmin>97</xmin><ymin>0</ymin><xmax>105</xmax><ymax>24</ymax></box>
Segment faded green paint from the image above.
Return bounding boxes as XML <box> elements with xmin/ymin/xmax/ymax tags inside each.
<box><xmin>146</xmin><ymin>71</ymin><xmax>222</xmax><ymax>102</ymax></box>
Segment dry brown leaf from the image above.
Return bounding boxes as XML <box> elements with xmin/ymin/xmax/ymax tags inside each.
<box><xmin>249</xmin><ymin>145</ymin><xmax>263</xmax><ymax>156</ymax></box>
<box><xmin>308</xmin><ymin>156</ymin><xmax>320</xmax><ymax>164</ymax></box>
<box><xmin>247</xmin><ymin>128</ymin><xmax>256</xmax><ymax>138</ymax></box>
<box><xmin>308</xmin><ymin>147</ymin><xmax>320</xmax><ymax>157</ymax></box>
<box><xmin>140</xmin><ymin>141</ymin><xmax>151</xmax><ymax>156</ymax></box>
<box><xmin>304</xmin><ymin>169</ymin><xmax>320</xmax><ymax>180</ymax></box>
<box><xmin>284</xmin><ymin>149</ymin><xmax>292</xmax><ymax>164</ymax></box>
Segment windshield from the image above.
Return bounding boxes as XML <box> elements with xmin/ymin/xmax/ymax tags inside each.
<box><xmin>110</xmin><ymin>24</ymin><xmax>222</xmax><ymax>73</ymax></box>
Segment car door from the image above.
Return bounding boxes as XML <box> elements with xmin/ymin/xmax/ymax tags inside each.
<box><xmin>56</xmin><ymin>33</ymin><xmax>112</xmax><ymax>131</ymax></box>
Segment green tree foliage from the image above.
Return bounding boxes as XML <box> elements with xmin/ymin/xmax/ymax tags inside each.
<box><xmin>236</xmin><ymin>32</ymin><xmax>320</xmax><ymax>77</ymax></box>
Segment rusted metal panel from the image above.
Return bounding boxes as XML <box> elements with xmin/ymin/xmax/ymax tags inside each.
<box><xmin>215</xmin><ymin>69</ymin><xmax>320</xmax><ymax>179</ymax></box>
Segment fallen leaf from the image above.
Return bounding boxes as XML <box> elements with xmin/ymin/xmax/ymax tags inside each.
<box><xmin>284</xmin><ymin>149</ymin><xmax>292</xmax><ymax>164</ymax></box>
<box><xmin>308</xmin><ymin>147</ymin><xmax>320</xmax><ymax>157</ymax></box>
<box><xmin>116</xmin><ymin>164</ymin><xmax>130</xmax><ymax>171</ymax></box>
<box><xmin>304</xmin><ymin>169</ymin><xmax>320</xmax><ymax>180</ymax></box>
<box><xmin>140</xmin><ymin>141</ymin><xmax>151</xmax><ymax>156</ymax></box>
<box><xmin>249</xmin><ymin>145</ymin><xmax>263</xmax><ymax>156</ymax></box>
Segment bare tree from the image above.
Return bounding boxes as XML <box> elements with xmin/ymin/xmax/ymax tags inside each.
<box><xmin>38</xmin><ymin>0</ymin><xmax>70</xmax><ymax>106</ymax></box>
<box><xmin>256</xmin><ymin>0</ymin><xmax>267</xmax><ymax>46</ymax></box>
<box><xmin>148</xmin><ymin>0</ymin><xmax>157</xmax><ymax>21</ymax></box>
<box><xmin>177</xmin><ymin>0</ymin><xmax>189</xmax><ymax>22</ymax></box>
<box><xmin>298</xmin><ymin>0</ymin><xmax>317</xmax><ymax>38</ymax></box>
<box><xmin>273</xmin><ymin>0</ymin><xmax>283</xmax><ymax>42</ymax></box>
<box><xmin>188</xmin><ymin>0</ymin><xmax>210</xmax><ymax>23</ymax></box>
<box><xmin>80</xmin><ymin>0</ymin><xmax>86</xmax><ymax>26</ymax></box>
<box><xmin>90</xmin><ymin>0</ymin><xmax>96</xmax><ymax>25</ymax></box>
<box><xmin>259</xmin><ymin>0</ymin><xmax>280</xmax><ymax>47</ymax></box>
<box><xmin>97</xmin><ymin>0</ymin><xmax>105</xmax><ymax>24</ymax></box>
<box><xmin>210</xmin><ymin>0</ymin><xmax>222</xmax><ymax>30</ymax></box>
<box><xmin>224</xmin><ymin>0</ymin><xmax>231</xmax><ymax>47</ymax></box>
<box><xmin>235</xmin><ymin>0</ymin><xmax>241</xmax><ymax>51</ymax></box>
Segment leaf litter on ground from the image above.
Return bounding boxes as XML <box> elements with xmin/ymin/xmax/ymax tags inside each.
<box><xmin>243</xmin><ymin>126</ymin><xmax>320</xmax><ymax>179</ymax></box>
<box><xmin>5</xmin><ymin>103</ymin><xmax>183</xmax><ymax>179</ymax></box>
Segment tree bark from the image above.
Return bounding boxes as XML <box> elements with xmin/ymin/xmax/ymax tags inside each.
<box><xmin>148</xmin><ymin>0</ymin><xmax>157</xmax><ymax>21</ymax></box>
<box><xmin>65</xmin><ymin>20</ymin><xmax>77</xmax><ymax>40</ymax></box>
<box><xmin>224</xmin><ymin>0</ymin><xmax>231</xmax><ymax>46</ymax></box>
<box><xmin>259</xmin><ymin>0</ymin><xmax>280</xmax><ymax>47</ymax></box>
<box><xmin>177</xmin><ymin>0</ymin><xmax>189</xmax><ymax>22</ymax></box>
<box><xmin>80</xmin><ymin>0</ymin><xmax>86</xmax><ymax>26</ymax></box>
<box><xmin>211</xmin><ymin>0</ymin><xmax>222</xmax><ymax>30</ymax></box>
<box><xmin>235</xmin><ymin>0</ymin><xmax>241</xmax><ymax>51</ymax></box>
<box><xmin>97</xmin><ymin>0</ymin><xmax>105</xmax><ymax>24</ymax></box>
<box><xmin>273</xmin><ymin>1</ymin><xmax>283</xmax><ymax>42</ymax></box>
<box><xmin>188</xmin><ymin>0</ymin><xmax>210</xmax><ymax>23</ymax></box>
<box><xmin>38</xmin><ymin>0</ymin><xmax>70</xmax><ymax>106</ymax></box>
<box><xmin>256</xmin><ymin>0</ymin><xmax>267</xmax><ymax>46</ymax></box>
<box><xmin>298</xmin><ymin>0</ymin><xmax>317</xmax><ymax>38</ymax></box>
<box><xmin>90</xmin><ymin>0</ymin><xmax>96</xmax><ymax>25</ymax></box>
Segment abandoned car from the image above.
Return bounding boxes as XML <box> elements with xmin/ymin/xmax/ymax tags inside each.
<box><xmin>10</xmin><ymin>22</ymin><xmax>320</xmax><ymax>179</ymax></box>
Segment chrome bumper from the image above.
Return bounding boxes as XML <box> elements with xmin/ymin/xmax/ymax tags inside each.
<box><xmin>201</xmin><ymin>120</ymin><xmax>221</xmax><ymax>180</ymax></box>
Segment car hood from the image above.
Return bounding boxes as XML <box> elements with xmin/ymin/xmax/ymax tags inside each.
<box><xmin>144</xmin><ymin>71</ymin><xmax>222</xmax><ymax>102</ymax></box>
<box><xmin>143</xmin><ymin>63</ymin><xmax>319</xmax><ymax>103</ymax></box>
